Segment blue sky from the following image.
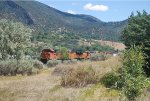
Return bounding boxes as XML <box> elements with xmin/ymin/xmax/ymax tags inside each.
<box><xmin>36</xmin><ymin>0</ymin><xmax>150</xmax><ymax>22</ymax></box>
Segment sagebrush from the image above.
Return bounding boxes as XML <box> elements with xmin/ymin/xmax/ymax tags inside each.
<box><xmin>61</xmin><ymin>66</ymin><xmax>98</xmax><ymax>87</ymax></box>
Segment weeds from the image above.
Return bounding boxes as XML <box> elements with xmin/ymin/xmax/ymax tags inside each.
<box><xmin>61</xmin><ymin>66</ymin><xmax>98</xmax><ymax>87</ymax></box>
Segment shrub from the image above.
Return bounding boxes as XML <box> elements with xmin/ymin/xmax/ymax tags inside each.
<box><xmin>30</xmin><ymin>68</ymin><xmax>40</xmax><ymax>75</ymax></box>
<box><xmin>69</xmin><ymin>59</ymin><xmax>78</xmax><ymax>64</ymax></box>
<box><xmin>52</xmin><ymin>65</ymin><xmax>68</xmax><ymax>76</ymax></box>
<box><xmin>59</xmin><ymin>47</ymin><xmax>69</xmax><ymax>60</ymax></box>
<box><xmin>0</xmin><ymin>19</ymin><xmax>32</xmax><ymax>60</ymax></box>
<box><xmin>62</xmin><ymin>59</ymin><xmax>78</xmax><ymax>64</ymax></box>
<box><xmin>61</xmin><ymin>66</ymin><xmax>98</xmax><ymax>87</ymax></box>
<box><xmin>100</xmin><ymin>72</ymin><xmax>119</xmax><ymax>88</ymax></box>
<box><xmin>0</xmin><ymin>60</ymin><xmax>18</xmax><ymax>76</ymax></box>
<box><xmin>47</xmin><ymin>60</ymin><xmax>58</xmax><ymax>68</ymax></box>
<box><xmin>90</xmin><ymin>54</ymin><xmax>106</xmax><ymax>61</ymax></box>
<box><xmin>33</xmin><ymin>60</ymin><xmax>44</xmax><ymax>69</ymax></box>
<box><xmin>0</xmin><ymin>59</ymin><xmax>41</xmax><ymax>76</ymax></box>
<box><xmin>16</xmin><ymin>59</ymin><xmax>33</xmax><ymax>75</ymax></box>
<box><xmin>120</xmin><ymin>46</ymin><xmax>149</xmax><ymax>101</ymax></box>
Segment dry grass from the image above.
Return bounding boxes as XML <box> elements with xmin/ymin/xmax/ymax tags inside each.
<box><xmin>0</xmin><ymin>68</ymin><xmax>60</xmax><ymax>101</ymax></box>
<box><xmin>61</xmin><ymin>66</ymin><xmax>98</xmax><ymax>87</ymax></box>
<box><xmin>76</xmin><ymin>84</ymin><xmax>120</xmax><ymax>101</ymax></box>
<box><xmin>95</xmin><ymin>40</ymin><xmax>126</xmax><ymax>51</ymax></box>
<box><xmin>53</xmin><ymin>56</ymin><xmax>121</xmax><ymax>77</ymax></box>
<box><xmin>79</xmin><ymin>39</ymin><xmax>126</xmax><ymax>51</ymax></box>
<box><xmin>0</xmin><ymin>56</ymin><xmax>149</xmax><ymax>101</ymax></box>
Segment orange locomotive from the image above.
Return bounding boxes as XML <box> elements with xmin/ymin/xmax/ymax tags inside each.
<box><xmin>40</xmin><ymin>49</ymin><xmax>91</xmax><ymax>63</ymax></box>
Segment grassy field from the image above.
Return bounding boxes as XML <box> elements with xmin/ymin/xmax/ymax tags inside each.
<box><xmin>0</xmin><ymin>56</ymin><xmax>149</xmax><ymax>101</ymax></box>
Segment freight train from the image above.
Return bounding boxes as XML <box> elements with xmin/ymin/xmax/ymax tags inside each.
<box><xmin>40</xmin><ymin>49</ymin><xmax>91</xmax><ymax>63</ymax></box>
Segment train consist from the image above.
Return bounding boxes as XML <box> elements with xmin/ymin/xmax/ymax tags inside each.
<box><xmin>40</xmin><ymin>49</ymin><xmax>91</xmax><ymax>63</ymax></box>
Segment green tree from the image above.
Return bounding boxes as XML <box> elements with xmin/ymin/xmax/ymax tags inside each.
<box><xmin>122</xmin><ymin>11</ymin><xmax>150</xmax><ymax>76</ymax></box>
<box><xmin>59</xmin><ymin>47</ymin><xmax>69</xmax><ymax>60</ymax></box>
<box><xmin>120</xmin><ymin>46</ymin><xmax>149</xmax><ymax>101</ymax></box>
<box><xmin>0</xmin><ymin>19</ymin><xmax>32</xmax><ymax>60</ymax></box>
<box><xmin>100</xmin><ymin>45</ymin><xmax>150</xmax><ymax>100</ymax></box>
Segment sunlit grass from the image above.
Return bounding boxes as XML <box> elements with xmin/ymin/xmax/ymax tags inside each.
<box><xmin>0</xmin><ymin>56</ymin><xmax>128</xmax><ymax>101</ymax></box>
<box><xmin>0</xmin><ymin>75</ymin><xmax>26</xmax><ymax>81</ymax></box>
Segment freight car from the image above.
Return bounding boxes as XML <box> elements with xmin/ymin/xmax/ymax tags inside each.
<box><xmin>40</xmin><ymin>49</ymin><xmax>91</xmax><ymax>63</ymax></box>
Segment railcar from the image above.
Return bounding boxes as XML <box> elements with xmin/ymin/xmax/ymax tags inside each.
<box><xmin>40</xmin><ymin>49</ymin><xmax>91</xmax><ymax>63</ymax></box>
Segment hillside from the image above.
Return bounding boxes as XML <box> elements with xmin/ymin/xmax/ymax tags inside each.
<box><xmin>95</xmin><ymin>40</ymin><xmax>126</xmax><ymax>51</ymax></box>
<box><xmin>0</xmin><ymin>0</ymin><xmax>127</xmax><ymax>41</ymax></box>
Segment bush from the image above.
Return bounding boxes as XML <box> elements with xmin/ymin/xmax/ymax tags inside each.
<box><xmin>90</xmin><ymin>54</ymin><xmax>106</xmax><ymax>61</ymax></box>
<box><xmin>52</xmin><ymin>65</ymin><xmax>68</xmax><ymax>76</ymax></box>
<box><xmin>59</xmin><ymin>47</ymin><xmax>69</xmax><ymax>60</ymax></box>
<box><xmin>119</xmin><ymin>46</ymin><xmax>149</xmax><ymax>101</ymax></box>
<box><xmin>17</xmin><ymin>59</ymin><xmax>33</xmax><ymax>76</ymax></box>
<box><xmin>61</xmin><ymin>66</ymin><xmax>98</xmax><ymax>87</ymax></box>
<box><xmin>47</xmin><ymin>60</ymin><xmax>59</xmax><ymax>68</ymax></box>
<box><xmin>62</xmin><ymin>59</ymin><xmax>78</xmax><ymax>64</ymax></box>
<box><xmin>0</xmin><ymin>59</ymin><xmax>41</xmax><ymax>76</ymax></box>
<box><xmin>0</xmin><ymin>60</ymin><xmax>17</xmax><ymax>76</ymax></box>
<box><xmin>0</xmin><ymin>19</ymin><xmax>32</xmax><ymax>60</ymax></box>
<box><xmin>100</xmin><ymin>72</ymin><xmax>119</xmax><ymax>88</ymax></box>
<box><xmin>33</xmin><ymin>60</ymin><xmax>44</xmax><ymax>69</ymax></box>
<box><xmin>31</xmin><ymin>68</ymin><xmax>40</xmax><ymax>75</ymax></box>
<box><xmin>69</xmin><ymin>59</ymin><xmax>78</xmax><ymax>64</ymax></box>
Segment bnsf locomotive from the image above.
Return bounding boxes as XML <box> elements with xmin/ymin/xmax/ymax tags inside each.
<box><xmin>40</xmin><ymin>49</ymin><xmax>91</xmax><ymax>63</ymax></box>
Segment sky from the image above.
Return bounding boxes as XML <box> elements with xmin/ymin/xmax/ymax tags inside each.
<box><xmin>36</xmin><ymin>0</ymin><xmax>150</xmax><ymax>22</ymax></box>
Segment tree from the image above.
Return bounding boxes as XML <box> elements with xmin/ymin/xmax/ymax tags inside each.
<box><xmin>122</xmin><ymin>11</ymin><xmax>150</xmax><ymax>76</ymax></box>
<box><xmin>120</xmin><ymin>46</ymin><xmax>149</xmax><ymax>101</ymax></box>
<box><xmin>0</xmin><ymin>19</ymin><xmax>32</xmax><ymax>60</ymax></box>
<box><xmin>59</xmin><ymin>47</ymin><xmax>69</xmax><ymax>60</ymax></box>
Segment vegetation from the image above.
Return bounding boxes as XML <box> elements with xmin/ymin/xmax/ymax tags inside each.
<box><xmin>0</xmin><ymin>1</ymin><xmax>119</xmax><ymax>59</ymax></box>
<box><xmin>0</xmin><ymin>1</ymin><xmax>149</xmax><ymax>100</ymax></box>
<box><xmin>100</xmin><ymin>72</ymin><xmax>119</xmax><ymax>88</ymax></box>
<box><xmin>73</xmin><ymin>43</ymin><xmax>114</xmax><ymax>53</ymax></box>
<box><xmin>0</xmin><ymin>55</ymin><xmax>127</xmax><ymax>101</ymax></box>
<box><xmin>33</xmin><ymin>60</ymin><xmax>44</xmax><ymax>69</ymax></box>
<box><xmin>59</xmin><ymin>47</ymin><xmax>69</xmax><ymax>60</ymax></box>
<box><xmin>101</xmin><ymin>45</ymin><xmax>150</xmax><ymax>101</ymax></box>
<box><xmin>90</xmin><ymin>54</ymin><xmax>107</xmax><ymax>61</ymax></box>
<box><xmin>88</xmin><ymin>43</ymin><xmax>114</xmax><ymax>52</ymax></box>
<box><xmin>0</xmin><ymin>19</ymin><xmax>31</xmax><ymax>60</ymax></box>
<box><xmin>47</xmin><ymin>60</ymin><xmax>59</xmax><ymax>68</ymax></box>
<box><xmin>100</xmin><ymin>11</ymin><xmax>150</xmax><ymax>100</ymax></box>
<box><xmin>0</xmin><ymin>59</ymin><xmax>42</xmax><ymax>76</ymax></box>
<box><xmin>122</xmin><ymin>11</ymin><xmax>150</xmax><ymax>76</ymax></box>
<box><xmin>61</xmin><ymin>66</ymin><xmax>98</xmax><ymax>87</ymax></box>
<box><xmin>0</xmin><ymin>0</ymin><xmax>127</xmax><ymax>42</ymax></box>
<box><xmin>0</xmin><ymin>19</ymin><xmax>43</xmax><ymax>76</ymax></box>
<box><xmin>120</xmin><ymin>46</ymin><xmax>148</xmax><ymax>101</ymax></box>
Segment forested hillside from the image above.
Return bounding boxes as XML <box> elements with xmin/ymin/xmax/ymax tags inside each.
<box><xmin>0</xmin><ymin>0</ymin><xmax>127</xmax><ymax>42</ymax></box>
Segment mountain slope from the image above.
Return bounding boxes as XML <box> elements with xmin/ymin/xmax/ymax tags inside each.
<box><xmin>0</xmin><ymin>0</ymin><xmax>127</xmax><ymax>41</ymax></box>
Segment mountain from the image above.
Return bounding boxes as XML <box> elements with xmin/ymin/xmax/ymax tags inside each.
<box><xmin>0</xmin><ymin>0</ymin><xmax>127</xmax><ymax>41</ymax></box>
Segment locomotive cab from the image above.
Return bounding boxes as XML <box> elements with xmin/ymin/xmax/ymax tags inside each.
<box><xmin>40</xmin><ymin>49</ymin><xmax>56</xmax><ymax>63</ymax></box>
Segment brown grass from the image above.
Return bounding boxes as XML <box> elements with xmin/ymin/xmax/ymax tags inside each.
<box><xmin>0</xmin><ymin>56</ymin><xmax>149</xmax><ymax>101</ymax></box>
<box><xmin>96</xmin><ymin>40</ymin><xmax>126</xmax><ymax>51</ymax></box>
<box><xmin>79</xmin><ymin>39</ymin><xmax>126</xmax><ymax>51</ymax></box>
<box><xmin>61</xmin><ymin>66</ymin><xmax>98</xmax><ymax>87</ymax></box>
